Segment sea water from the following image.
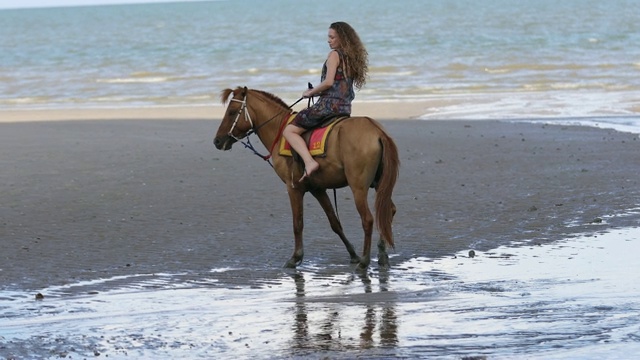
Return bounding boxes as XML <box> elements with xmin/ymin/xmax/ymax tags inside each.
<box><xmin>1</xmin><ymin>0</ymin><xmax>639</xmax><ymax>125</ymax></box>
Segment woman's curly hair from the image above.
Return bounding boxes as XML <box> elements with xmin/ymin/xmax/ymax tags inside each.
<box><xmin>330</xmin><ymin>22</ymin><xmax>369</xmax><ymax>90</ymax></box>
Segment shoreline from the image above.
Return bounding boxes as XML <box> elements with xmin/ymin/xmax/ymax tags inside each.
<box><xmin>2</xmin><ymin>90</ymin><xmax>639</xmax><ymax>124</ymax></box>
<box><xmin>0</xmin><ymin>101</ymin><xmax>434</xmax><ymax>122</ymax></box>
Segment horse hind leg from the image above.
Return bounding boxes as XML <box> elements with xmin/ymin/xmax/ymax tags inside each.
<box><xmin>377</xmin><ymin>238</ymin><xmax>389</xmax><ymax>270</ymax></box>
<box><xmin>311</xmin><ymin>190</ymin><xmax>360</xmax><ymax>264</ymax></box>
<box><xmin>377</xmin><ymin>200</ymin><xmax>396</xmax><ymax>270</ymax></box>
<box><xmin>350</xmin><ymin>187</ymin><xmax>375</xmax><ymax>271</ymax></box>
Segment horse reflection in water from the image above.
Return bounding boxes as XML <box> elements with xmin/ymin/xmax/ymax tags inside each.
<box><xmin>289</xmin><ymin>272</ymin><xmax>399</xmax><ymax>355</ymax></box>
<box><xmin>213</xmin><ymin>87</ymin><xmax>399</xmax><ymax>271</ymax></box>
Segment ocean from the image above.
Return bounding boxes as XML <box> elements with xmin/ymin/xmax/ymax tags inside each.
<box><xmin>1</xmin><ymin>0</ymin><xmax>639</xmax><ymax>124</ymax></box>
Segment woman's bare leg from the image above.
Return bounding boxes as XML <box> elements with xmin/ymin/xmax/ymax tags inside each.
<box><xmin>283</xmin><ymin>124</ymin><xmax>319</xmax><ymax>181</ymax></box>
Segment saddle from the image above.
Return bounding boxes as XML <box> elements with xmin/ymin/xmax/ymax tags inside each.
<box><xmin>279</xmin><ymin>113</ymin><xmax>350</xmax><ymax>157</ymax></box>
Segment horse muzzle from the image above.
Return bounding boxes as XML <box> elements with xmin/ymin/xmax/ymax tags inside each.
<box><xmin>213</xmin><ymin>134</ymin><xmax>237</xmax><ymax>150</ymax></box>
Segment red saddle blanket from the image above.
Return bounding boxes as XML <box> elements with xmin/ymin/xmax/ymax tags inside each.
<box><xmin>279</xmin><ymin>114</ymin><xmax>347</xmax><ymax>157</ymax></box>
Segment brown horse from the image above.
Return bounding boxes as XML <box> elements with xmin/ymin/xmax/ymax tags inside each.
<box><xmin>213</xmin><ymin>86</ymin><xmax>400</xmax><ymax>270</ymax></box>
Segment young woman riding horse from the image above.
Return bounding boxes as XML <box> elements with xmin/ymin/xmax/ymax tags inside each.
<box><xmin>213</xmin><ymin>23</ymin><xmax>399</xmax><ymax>271</ymax></box>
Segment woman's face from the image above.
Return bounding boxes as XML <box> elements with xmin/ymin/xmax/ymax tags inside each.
<box><xmin>327</xmin><ymin>28</ymin><xmax>341</xmax><ymax>49</ymax></box>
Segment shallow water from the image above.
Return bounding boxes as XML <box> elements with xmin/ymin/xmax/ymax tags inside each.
<box><xmin>2</xmin><ymin>227</ymin><xmax>639</xmax><ymax>359</ymax></box>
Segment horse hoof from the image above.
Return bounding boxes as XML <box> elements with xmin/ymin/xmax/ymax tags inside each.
<box><xmin>284</xmin><ymin>256</ymin><xmax>304</xmax><ymax>268</ymax></box>
<box><xmin>356</xmin><ymin>262</ymin><xmax>369</xmax><ymax>272</ymax></box>
<box><xmin>283</xmin><ymin>259</ymin><xmax>297</xmax><ymax>268</ymax></box>
<box><xmin>378</xmin><ymin>254</ymin><xmax>390</xmax><ymax>269</ymax></box>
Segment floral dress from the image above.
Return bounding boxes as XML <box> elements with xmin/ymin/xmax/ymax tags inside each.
<box><xmin>292</xmin><ymin>50</ymin><xmax>355</xmax><ymax>129</ymax></box>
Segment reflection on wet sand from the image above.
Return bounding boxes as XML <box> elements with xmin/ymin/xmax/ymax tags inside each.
<box><xmin>2</xmin><ymin>228</ymin><xmax>639</xmax><ymax>358</ymax></box>
<box><xmin>289</xmin><ymin>271</ymin><xmax>398</xmax><ymax>354</ymax></box>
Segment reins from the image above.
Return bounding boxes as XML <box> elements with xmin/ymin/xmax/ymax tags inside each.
<box><xmin>233</xmin><ymin>94</ymin><xmax>305</xmax><ymax>167</ymax></box>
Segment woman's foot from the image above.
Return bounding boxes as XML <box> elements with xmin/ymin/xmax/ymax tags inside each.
<box><xmin>299</xmin><ymin>160</ymin><xmax>319</xmax><ymax>182</ymax></box>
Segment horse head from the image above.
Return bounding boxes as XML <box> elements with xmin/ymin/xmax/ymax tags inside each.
<box><xmin>213</xmin><ymin>86</ymin><xmax>253</xmax><ymax>150</ymax></box>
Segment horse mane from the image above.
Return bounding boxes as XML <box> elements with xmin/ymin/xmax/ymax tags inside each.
<box><xmin>252</xmin><ymin>89</ymin><xmax>290</xmax><ymax>109</ymax></box>
<box><xmin>219</xmin><ymin>87</ymin><xmax>289</xmax><ymax>110</ymax></box>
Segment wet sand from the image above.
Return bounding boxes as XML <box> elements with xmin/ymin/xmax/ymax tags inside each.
<box><xmin>3</xmin><ymin>227</ymin><xmax>639</xmax><ymax>359</ymax></box>
<box><xmin>1</xmin><ymin>113</ymin><xmax>640</xmax><ymax>358</ymax></box>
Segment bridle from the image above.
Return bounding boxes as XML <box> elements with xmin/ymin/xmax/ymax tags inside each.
<box><xmin>223</xmin><ymin>89</ymin><xmax>306</xmax><ymax>165</ymax></box>
<box><xmin>225</xmin><ymin>86</ymin><xmax>312</xmax><ymax>141</ymax></box>
<box><xmin>226</xmin><ymin>94</ymin><xmax>254</xmax><ymax>141</ymax></box>
<box><xmin>226</xmin><ymin>91</ymin><xmax>304</xmax><ymax>139</ymax></box>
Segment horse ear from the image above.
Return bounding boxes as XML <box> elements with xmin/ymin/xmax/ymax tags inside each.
<box><xmin>242</xmin><ymin>86</ymin><xmax>248</xmax><ymax>96</ymax></box>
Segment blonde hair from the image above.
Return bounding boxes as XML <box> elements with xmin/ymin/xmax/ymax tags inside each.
<box><xmin>330</xmin><ymin>22</ymin><xmax>368</xmax><ymax>90</ymax></box>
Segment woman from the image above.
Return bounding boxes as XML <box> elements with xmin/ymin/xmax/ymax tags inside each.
<box><xmin>283</xmin><ymin>21</ymin><xmax>369</xmax><ymax>181</ymax></box>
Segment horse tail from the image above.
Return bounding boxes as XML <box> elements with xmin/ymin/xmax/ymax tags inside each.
<box><xmin>372</xmin><ymin>120</ymin><xmax>400</xmax><ymax>249</ymax></box>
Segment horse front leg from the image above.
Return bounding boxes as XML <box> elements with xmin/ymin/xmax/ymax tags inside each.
<box><xmin>284</xmin><ymin>187</ymin><xmax>305</xmax><ymax>268</ymax></box>
<box><xmin>352</xmin><ymin>188</ymin><xmax>374</xmax><ymax>271</ymax></box>
<box><xmin>310</xmin><ymin>189</ymin><xmax>360</xmax><ymax>264</ymax></box>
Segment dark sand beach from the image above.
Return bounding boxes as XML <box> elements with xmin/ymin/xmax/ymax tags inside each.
<box><xmin>1</xmin><ymin>115</ymin><xmax>640</xmax><ymax>359</ymax></box>
<box><xmin>3</xmin><ymin>0</ymin><xmax>640</xmax><ymax>357</ymax></box>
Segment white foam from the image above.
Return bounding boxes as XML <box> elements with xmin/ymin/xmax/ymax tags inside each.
<box><xmin>96</xmin><ymin>77</ymin><xmax>170</xmax><ymax>84</ymax></box>
<box><xmin>417</xmin><ymin>91</ymin><xmax>640</xmax><ymax>134</ymax></box>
